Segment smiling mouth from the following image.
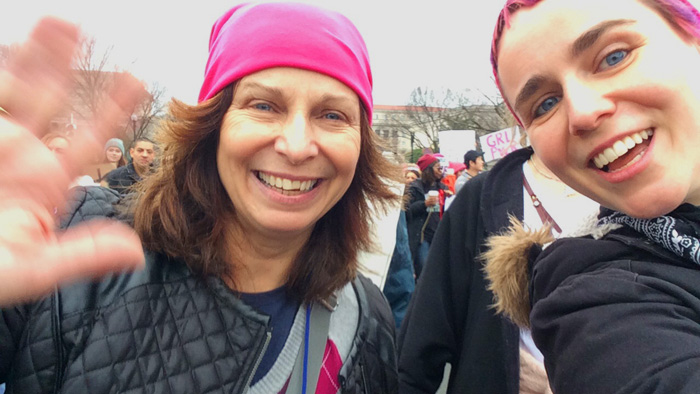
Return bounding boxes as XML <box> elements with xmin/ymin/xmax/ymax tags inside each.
<box><xmin>592</xmin><ymin>129</ymin><xmax>653</xmax><ymax>173</ymax></box>
<box><xmin>256</xmin><ymin>171</ymin><xmax>319</xmax><ymax>195</ymax></box>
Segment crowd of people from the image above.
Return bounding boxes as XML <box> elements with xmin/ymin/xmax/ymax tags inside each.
<box><xmin>2</xmin><ymin>0</ymin><xmax>700</xmax><ymax>393</ymax></box>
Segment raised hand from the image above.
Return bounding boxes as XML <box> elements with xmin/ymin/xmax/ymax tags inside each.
<box><xmin>0</xmin><ymin>17</ymin><xmax>146</xmax><ymax>307</ymax></box>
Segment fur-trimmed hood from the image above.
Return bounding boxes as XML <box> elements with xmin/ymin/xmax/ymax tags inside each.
<box><xmin>483</xmin><ymin>215</ymin><xmax>619</xmax><ymax>329</ymax></box>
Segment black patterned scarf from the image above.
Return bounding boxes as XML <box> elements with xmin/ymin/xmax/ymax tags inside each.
<box><xmin>598</xmin><ymin>204</ymin><xmax>700</xmax><ymax>266</ymax></box>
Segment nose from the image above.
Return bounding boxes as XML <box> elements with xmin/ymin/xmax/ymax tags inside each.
<box><xmin>565</xmin><ymin>79</ymin><xmax>615</xmax><ymax>136</ymax></box>
<box><xmin>274</xmin><ymin>113</ymin><xmax>319</xmax><ymax>164</ymax></box>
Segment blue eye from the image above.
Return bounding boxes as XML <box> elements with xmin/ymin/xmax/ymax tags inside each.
<box><xmin>534</xmin><ymin>96</ymin><xmax>560</xmax><ymax>118</ymax></box>
<box><xmin>254</xmin><ymin>103</ymin><xmax>272</xmax><ymax>111</ymax></box>
<box><xmin>601</xmin><ymin>49</ymin><xmax>628</xmax><ymax>69</ymax></box>
<box><xmin>323</xmin><ymin>112</ymin><xmax>342</xmax><ymax>121</ymax></box>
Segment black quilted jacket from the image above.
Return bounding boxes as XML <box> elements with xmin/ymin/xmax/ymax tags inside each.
<box><xmin>0</xmin><ymin>187</ymin><xmax>398</xmax><ymax>393</ymax></box>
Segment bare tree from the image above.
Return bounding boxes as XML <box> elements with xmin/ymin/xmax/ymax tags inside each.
<box><xmin>128</xmin><ymin>82</ymin><xmax>166</xmax><ymax>141</ymax></box>
<box><xmin>393</xmin><ymin>86</ymin><xmax>511</xmax><ymax>153</ymax></box>
<box><xmin>70</xmin><ymin>36</ymin><xmax>113</xmax><ymax>121</ymax></box>
<box><xmin>69</xmin><ymin>35</ymin><xmax>165</xmax><ymax>141</ymax></box>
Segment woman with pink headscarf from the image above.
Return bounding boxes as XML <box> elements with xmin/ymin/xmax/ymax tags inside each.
<box><xmin>0</xmin><ymin>3</ymin><xmax>399</xmax><ymax>393</ymax></box>
<box><xmin>485</xmin><ymin>0</ymin><xmax>700</xmax><ymax>393</ymax></box>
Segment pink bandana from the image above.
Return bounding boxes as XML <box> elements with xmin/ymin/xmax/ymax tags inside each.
<box><xmin>198</xmin><ymin>2</ymin><xmax>374</xmax><ymax>121</ymax></box>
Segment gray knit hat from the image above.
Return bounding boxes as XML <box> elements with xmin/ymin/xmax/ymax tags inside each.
<box><xmin>104</xmin><ymin>138</ymin><xmax>125</xmax><ymax>155</ymax></box>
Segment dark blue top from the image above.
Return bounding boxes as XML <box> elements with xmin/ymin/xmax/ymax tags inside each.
<box><xmin>240</xmin><ymin>286</ymin><xmax>300</xmax><ymax>385</ymax></box>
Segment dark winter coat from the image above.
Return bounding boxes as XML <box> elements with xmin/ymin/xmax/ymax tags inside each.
<box><xmin>398</xmin><ymin>148</ymin><xmax>533</xmax><ymax>394</ymax></box>
<box><xmin>0</xmin><ymin>187</ymin><xmax>399</xmax><ymax>394</ymax></box>
<box><xmin>486</xmin><ymin>195</ymin><xmax>700</xmax><ymax>393</ymax></box>
<box><xmin>382</xmin><ymin>210</ymin><xmax>415</xmax><ymax>330</ymax></box>
<box><xmin>104</xmin><ymin>163</ymin><xmax>141</xmax><ymax>195</ymax></box>
<box><xmin>405</xmin><ymin>179</ymin><xmax>450</xmax><ymax>270</ymax></box>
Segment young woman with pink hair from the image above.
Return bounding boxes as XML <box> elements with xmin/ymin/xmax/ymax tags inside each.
<box><xmin>486</xmin><ymin>0</ymin><xmax>700</xmax><ymax>392</ymax></box>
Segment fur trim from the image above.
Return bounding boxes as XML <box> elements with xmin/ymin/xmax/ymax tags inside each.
<box><xmin>482</xmin><ymin>216</ymin><xmax>554</xmax><ymax>329</ymax></box>
<box><xmin>560</xmin><ymin>211</ymin><xmax>620</xmax><ymax>240</ymax></box>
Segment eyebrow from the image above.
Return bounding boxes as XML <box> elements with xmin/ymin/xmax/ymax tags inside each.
<box><xmin>514</xmin><ymin>75</ymin><xmax>546</xmax><ymax>117</ymax></box>
<box><xmin>571</xmin><ymin>19</ymin><xmax>634</xmax><ymax>58</ymax></box>
<box><xmin>512</xmin><ymin>19</ymin><xmax>635</xmax><ymax>118</ymax></box>
<box><xmin>235</xmin><ymin>82</ymin><xmax>285</xmax><ymax>99</ymax></box>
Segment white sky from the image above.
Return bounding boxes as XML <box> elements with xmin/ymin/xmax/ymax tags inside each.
<box><xmin>1</xmin><ymin>1</ymin><xmax>510</xmax><ymax>105</ymax></box>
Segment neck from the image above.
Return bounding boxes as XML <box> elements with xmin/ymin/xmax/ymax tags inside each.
<box><xmin>224</xmin><ymin>221</ymin><xmax>312</xmax><ymax>294</ymax></box>
<box><xmin>133</xmin><ymin>163</ymin><xmax>149</xmax><ymax>177</ymax></box>
<box><xmin>467</xmin><ymin>168</ymin><xmax>479</xmax><ymax>177</ymax></box>
<box><xmin>528</xmin><ymin>155</ymin><xmax>560</xmax><ymax>182</ymax></box>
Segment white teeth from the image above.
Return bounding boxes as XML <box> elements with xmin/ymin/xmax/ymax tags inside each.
<box><xmin>593</xmin><ymin>156</ymin><xmax>604</xmax><ymax>169</ymax></box>
<box><xmin>603</xmin><ymin>148</ymin><xmax>617</xmax><ymax>162</ymax></box>
<box><xmin>257</xmin><ymin>172</ymin><xmax>317</xmax><ymax>192</ymax></box>
<box><xmin>592</xmin><ymin>129</ymin><xmax>653</xmax><ymax>169</ymax></box>
<box><xmin>612</xmin><ymin>140</ymin><xmax>628</xmax><ymax>156</ymax></box>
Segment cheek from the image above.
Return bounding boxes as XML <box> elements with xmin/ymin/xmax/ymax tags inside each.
<box><xmin>529</xmin><ymin>129</ymin><xmax>571</xmax><ymax>171</ymax></box>
<box><xmin>218</xmin><ymin>119</ymin><xmax>268</xmax><ymax>163</ymax></box>
<box><xmin>320</xmin><ymin>131</ymin><xmax>361</xmax><ymax>174</ymax></box>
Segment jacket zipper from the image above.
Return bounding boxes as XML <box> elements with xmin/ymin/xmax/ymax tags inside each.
<box><xmin>360</xmin><ymin>363</ymin><xmax>370</xmax><ymax>394</ymax></box>
<box><xmin>243</xmin><ymin>328</ymin><xmax>272</xmax><ymax>393</ymax></box>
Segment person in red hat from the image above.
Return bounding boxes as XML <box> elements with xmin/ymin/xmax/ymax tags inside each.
<box><xmin>405</xmin><ymin>153</ymin><xmax>452</xmax><ymax>278</ymax></box>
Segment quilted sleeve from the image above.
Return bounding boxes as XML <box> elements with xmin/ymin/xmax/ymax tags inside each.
<box><xmin>0</xmin><ymin>306</ymin><xmax>27</xmax><ymax>382</ymax></box>
<box><xmin>59</xmin><ymin>186</ymin><xmax>120</xmax><ymax>229</ymax></box>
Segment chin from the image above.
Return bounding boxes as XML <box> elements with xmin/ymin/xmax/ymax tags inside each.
<box><xmin>613</xmin><ymin>194</ymin><xmax>685</xmax><ymax>219</ymax></box>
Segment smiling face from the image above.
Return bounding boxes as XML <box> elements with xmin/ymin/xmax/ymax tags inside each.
<box><xmin>217</xmin><ymin>67</ymin><xmax>361</xmax><ymax>239</ymax></box>
<box><xmin>497</xmin><ymin>0</ymin><xmax>700</xmax><ymax>218</ymax></box>
<box><xmin>105</xmin><ymin>146</ymin><xmax>123</xmax><ymax>163</ymax></box>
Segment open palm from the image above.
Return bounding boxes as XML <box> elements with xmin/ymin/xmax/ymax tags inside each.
<box><xmin>0</xmin><ymin>17</ymin><xmax>145</xmax><ymax>307</ymax></box>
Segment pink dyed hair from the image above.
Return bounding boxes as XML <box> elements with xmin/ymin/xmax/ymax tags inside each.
<box><xmin>490</xmin><ymin>0</ymin><xmax>700</xmax><ymax>125</ymax></box>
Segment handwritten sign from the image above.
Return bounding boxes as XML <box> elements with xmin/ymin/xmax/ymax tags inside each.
<box><xmin>479</xmin><ymin>127</ymin><xmax>523</xmax><ymax>162</ymax></box>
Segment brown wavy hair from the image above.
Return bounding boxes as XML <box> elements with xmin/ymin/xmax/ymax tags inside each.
<box><xmin>132</xmin><ymin>84</ymin><xmax>401</xmax><ymax>302</ymax></box>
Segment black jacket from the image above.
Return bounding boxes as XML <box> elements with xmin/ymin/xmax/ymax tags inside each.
<box><xmin>105</xmin><ymin>163</ymin><xmax>141</xmax><ymax>195</ymax></box>
<box><xmin>0</xmin><ymin>187</ymin><xmax>398</xmax><ymax>393</ymax></box>
<box><xmin>405</xmin><ymin>180</ymin><xmax>450</xmax><ymax>267</ymax></box>
<box><xmin>398</xmin><ymin>148</ymin><xmax>532</xmax><ymax>394</ymax></box>
<box><xmin>529</xmin><ymin>212</ymin><xmax>700</xmax><ymax>394</ymax></box>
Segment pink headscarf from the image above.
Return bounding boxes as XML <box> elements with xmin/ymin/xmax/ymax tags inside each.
<box><xmin>198</xmin><ymin>2</ymin><xmax>374</xmax><ymax>122</ymax></box>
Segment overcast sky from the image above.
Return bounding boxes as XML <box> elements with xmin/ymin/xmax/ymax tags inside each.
<box><xmin>1</xmin><ymin>1</ymin><xmax>514</xmax><ymax>105</ymax></box>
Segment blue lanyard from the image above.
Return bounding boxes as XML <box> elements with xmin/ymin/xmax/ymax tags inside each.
<box><xmin>302</xmin><ymin>305</ymin><xmax>311</xmax><ymax>394</ymax></box>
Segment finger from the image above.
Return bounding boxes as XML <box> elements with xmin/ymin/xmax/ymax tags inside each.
<box><xmin>0</xmin><ymin>220</ymin><xmax>145</xmax><ymax>307</ymax></box>
<box><xmin>63</xmin><ymin>74</ymin><xmax>147</xmax><ymax>177</ymax></box>
<box><xmin>0</xmin><ymin>120</ymin><xmax>72</xmax><ymax>211</ymax></box>
<box><xmin>0</xmin><ymin>17</ymin><xmax>80</xmax><ymax>134</ymax></box>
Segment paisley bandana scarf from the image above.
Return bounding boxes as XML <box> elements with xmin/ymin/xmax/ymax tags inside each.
<box><xmin>598</xmin><ymin>204</ymin><xmax>700</xmax><ymax>266</ymax></box>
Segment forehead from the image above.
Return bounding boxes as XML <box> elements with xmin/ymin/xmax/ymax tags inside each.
<box><xmin>236</xmin><ymin>67</ymin><xmax>359</xmax><ymax>102</ymax></box>
<box><xmin>133</xmin><ymin>141</ymin><xmax>154</xmax><ymax>150</ymax></box>
<box><xmin>497</xmin><ymin>0</ymin><xmax>669</xmax><ymax>103</ymax></box>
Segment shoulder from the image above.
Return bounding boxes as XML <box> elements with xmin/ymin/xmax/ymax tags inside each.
<box><xmin>407</xmin><ymin>180</ymin><xmax>424</xmax><ymax>193</ymax></box>
<box><xmin>59</xmin><ymin>186</ymin><xmax>121</xmax><ymax>228</ymax></box>
<box><xmin>57</xmin><ymin>251</ymin><xmax>191</xmax><ymax>315</ymax></box>
<box><xmin>105</xmin><ymin>165</ymin><xmax>128</xmax><ymax>180</ymax></box>
<box><xmin>354</xmin><ymin>274</ymin><xmax>394</xmax><ymax>333</ymax></box>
